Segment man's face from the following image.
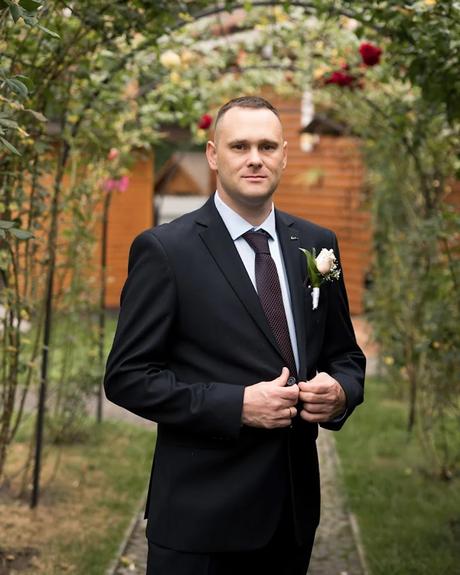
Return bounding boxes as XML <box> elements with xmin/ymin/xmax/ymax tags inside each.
<box><xmin>206</xmin><ymin>106</ymin><xmax>287</xmax><ymax>213</ymax></box>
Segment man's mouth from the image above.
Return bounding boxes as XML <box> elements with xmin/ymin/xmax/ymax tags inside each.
<box><xmin>243</xmin><ymin>175</ymin><xmax>267</xmax><ymax>181</ymax></box>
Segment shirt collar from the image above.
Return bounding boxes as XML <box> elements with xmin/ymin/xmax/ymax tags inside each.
<box><xmin>214</xmin><ymin>191</ymin><xmax>276</xmax><ymax>240</ymax></box>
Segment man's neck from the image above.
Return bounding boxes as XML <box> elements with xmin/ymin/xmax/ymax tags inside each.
<box><xmin>216</xmin><ymin>190</ymin><xmax>273</xmax><ymax>227</ymax></box>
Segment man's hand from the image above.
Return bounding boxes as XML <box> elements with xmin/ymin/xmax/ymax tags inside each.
<box><xmin>241</xmin><ymin>367</ymin><xmax>299</xmax><ymax>428</ymax></box>
<box><xmin>299</xmin><ymin>372</ymin><xmax>346</xmax><ymax>423</ymax></box>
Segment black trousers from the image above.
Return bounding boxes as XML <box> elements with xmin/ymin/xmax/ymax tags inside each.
<box><xmin>146</xmin><ymin>497</ymin><xmax>316</xmax><ymax>575</ymax></box>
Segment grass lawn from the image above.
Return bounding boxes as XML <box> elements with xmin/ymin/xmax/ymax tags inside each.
<box><xmin>335</xmin><ymin>378</ymin><xmax>460</xmax><ymax>575</ymax></box>
<box><xmin>0</xmin><ymin>419</ymin><xmax>155</xmax><ymax>574</ymax></box>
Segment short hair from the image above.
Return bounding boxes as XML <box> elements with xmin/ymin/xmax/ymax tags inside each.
<box><xmin>214</xmin><ymin>96</ymin><xmax>280</xmax><ymax>129</ymax></box>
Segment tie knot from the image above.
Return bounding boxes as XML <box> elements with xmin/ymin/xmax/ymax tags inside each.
<box><xmin>243</xmin><ymin>230</ymin><xmax>271</xmax><ymax>255</ymax></box>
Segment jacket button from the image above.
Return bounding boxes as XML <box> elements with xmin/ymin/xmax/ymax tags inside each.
<box><xmin>287</xmin><ymin>376</ymin><xmax>297</xmax><ymax>386</ymax></box>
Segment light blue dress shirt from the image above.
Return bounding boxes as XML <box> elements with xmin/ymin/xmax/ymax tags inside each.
<box><xmin>214</xmin><ymin>191</ymin><xmax>300</xmax><ymax>373</ymax></box>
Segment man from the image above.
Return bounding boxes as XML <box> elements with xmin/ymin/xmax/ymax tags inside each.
<box><xmin>104</xmin><ymin>96</ymin><xmax>365</xmax><ymax>575</ymax></box>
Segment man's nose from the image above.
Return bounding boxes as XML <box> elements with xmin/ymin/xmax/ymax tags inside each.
<box><xmin>247</xmin><ymin>147</ymin><xmax>262</xmax><ymax>167</ymax></box>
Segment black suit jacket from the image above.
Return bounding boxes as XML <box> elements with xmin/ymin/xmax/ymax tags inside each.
<box><xmin>104</xmin><ymin>195</ymin><xmax>365</xmax><ymax>552</ymax></box>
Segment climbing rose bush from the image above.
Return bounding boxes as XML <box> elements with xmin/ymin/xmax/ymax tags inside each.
<box><xmin>325</xmin><ymin>70</ymin><xmax>356</xmax><ymax>87</ymax></box>
<box><xmin>359</xmin><ymin>42</ymin><xmax>382</xmax><ymax>66</ymax></box>
<box><xmin>198</xmin><ymin>113</ymin><xmax>213</xmax><ymax>129</ymax></box>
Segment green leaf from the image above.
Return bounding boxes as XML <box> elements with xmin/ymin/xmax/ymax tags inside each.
<box><xmin>15</xmin><ymin>75</ymin><xmax>34</xmax><ymax>91</ymax></box>
<box><xmin>0</xmin><ymin>229</ymin><xmax>6</xmax><ymax>239</ymax></box>
<box><xmin>19</xmin><ymin>0</ymin><xmax>41</xmax><ymax>11</ymax></box>
<box><xmin>5</xmin><ymin>78</ymin><xmax>28</xmax><ymax>98</ymax></box>
<box><xmin>0</xmin><ymin>118</ymin><xmax>19</xmax><ymax>129</ymax></box>
<box><xmin>0</xmin><ymin>220</ymin><xmax>16</xmax><ymax>230</ymax></box>
<box><xmin>26</xmin><ymin>109</ymin><xmax>47</xmax><ymax>122</ymax></box>
<box><xmin>299</xmin><ymin>248</ymin><xmax>322</xmax><ymax>288</ymax></box>
<box><xmin>9</xmin><ymin>3</ymin><xmax>20</xmax><ymax>22</ymax></box>
<box><xmin>37</xmin><ymin>23</ymin><xmax>60</xmax><ymax>38</ymax></box>
<box><xmin>22</xmin><ymin>14</ymin><xmax>37</xmax><ymax>25</ymax></box>
<box><xmin>0</xmin><ymin>136</ymin><xmax>21</xmax><ymax>155</ymax></box>
<box><xmin>9</xmin><ymin>228</ymin><xmax>34</xmax><ymax>240</ymax></box>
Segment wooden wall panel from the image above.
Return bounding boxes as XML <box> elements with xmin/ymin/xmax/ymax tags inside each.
<box><xmin>99</xmin><ymin>154</ymin><xmax>154</xmax><ymax>307</ymax></box>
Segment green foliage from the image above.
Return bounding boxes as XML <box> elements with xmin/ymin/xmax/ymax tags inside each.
<box><xmin>0</xmin><ymin>0</ymin><xmax>56</xmax><ymax>157</ymax></box>
<box><xmin>311</xmin><ymin>0</ymin><xmax>460</xmax><ymax>122</ymax></box>
<box><xmin>0</xmin><ymin>219</ymin><xmax>34</xmax><ymax>239</ymax></box>
<box><xmin>368</xmin><ymin>201</ymin><xmax>460</xmax><ymax>476</ymax></box>
<box><xmin>355</xmin><ymin>94</ymin><xmax>459</xmax><ymax>476</ymax></box>
<box><xmin>309</xmin><ymin>36</ymin><xmax>459</xmax><ymax>475</ymax></box>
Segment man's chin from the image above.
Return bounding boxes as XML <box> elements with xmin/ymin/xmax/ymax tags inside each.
<box><xmin>240</xmin><ymin>193</ymin><xmax>274</xmax><ymax>209</ymax></box>
<box><xmin>240</xmin><ymin>183</ymin><xmax>276</xmax><ymax>202</ymax></box>
<box><xmin>218</xmin><ymin>182</ymin><xmax>277</xmax><ymax>210</ymax></box>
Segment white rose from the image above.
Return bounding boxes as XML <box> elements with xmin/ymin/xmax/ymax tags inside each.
<box><xmin>160</xmin><ymin>50</ymin><xmax>181</xmax><ymax>69</ymax></box>
<box><xmin>315</xmin><ymin>248</ymin><xmax>336</xmax><ymax>275</ymax></box>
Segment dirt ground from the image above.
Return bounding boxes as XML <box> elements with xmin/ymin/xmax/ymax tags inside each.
<box><xmin>0</xmin><ymin>443</ymin><xmax>110</xmax><ymax>574</ymax></box>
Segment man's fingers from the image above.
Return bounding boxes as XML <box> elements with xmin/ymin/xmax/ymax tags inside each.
<box><xmin>279</xmin><ymin>385</ymin><xmax>299</xmax><ymax>402</ymax></box>
<box><xmin>299</xmin><ymin>381</ymin><xmax>331</xmax><ymax>394</ymax></box>
<box><xmin>271</xmin><ymin>368</ymin><xmax>299</xmax><ymax>402</ymax></box>
<box><xmin>273</xmin><ymin>406</ymin><xmax>296</xmax><ymax>426</ymax></box>
<box><xmin>299</xmin><ymin>391</ymin><xmax>331</xmax><ymax>403</ymax></box>
<box><xmin>273</xmin><ymin>367</ymin><xmax>290</xmax><ymax>386</ymax></box>
<box><xmin>274</xmin><ymin>406</ymin><xmax>297</xmax><ymax>420</ymax></box>
<box><xmin>301</xmin><ymin>403</ymin><xmax>334</xmax><ymax>422</ymax></box>
<box><xmin>302</xmin><ymin>402</ymin><xmax>329</xmax><ymax>414</ymax></box>
<box><xmin>243</xmin><ymin>369</ymin><xmax>300</xmax><ymax>429</ymax></box>
<box><xmin>300</xmin><ymin>410</ymin><xmax>327</xmax><ymax>423</ymax></box>
<box><xmin>285</xmin><ymin>406</ymin><xmax>296</xmax><ymax>419</ymax></box>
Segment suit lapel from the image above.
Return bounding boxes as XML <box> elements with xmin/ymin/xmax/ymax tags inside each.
<box><xmin>196</xmin><ymin>197</ymin><xmax>283</xmax><ymax>360</ymax></box>
<box><xmin>276</xmin><ymin>211</ymin><xmax>308</xmax><ymax>380</ymax></box>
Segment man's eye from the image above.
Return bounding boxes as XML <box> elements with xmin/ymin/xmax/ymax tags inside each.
<box><xmin>232</xmin><ymin>144</ymin><xmax>245</xmax><ymax>150</ymax></box>
<box><xmin>262</xmin><ymin>144</ymin><xmax>276</xmax><ymax>151</ymax></box>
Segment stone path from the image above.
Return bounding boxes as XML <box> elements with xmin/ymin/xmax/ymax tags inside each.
<box><xmin>309</xmin><ymin>430</ymin><xmax>367</xmax><ymax>575</ymax></box>
<box><xmin>108</xmin><ymin>430</ymin><xmax>367</xmax><ymax>575</ymax></box>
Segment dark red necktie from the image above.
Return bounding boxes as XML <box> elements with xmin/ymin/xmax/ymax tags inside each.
<box><xmin>243</xmin><ymin>230</ymin><xmax>297</xmax><ymax>379</ymax></box>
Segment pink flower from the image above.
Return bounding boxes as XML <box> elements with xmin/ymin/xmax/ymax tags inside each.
<box><xmin>324</xmin><ymin>71</ymin><xmax>356</xmax><ymax>87</ymax></box>
<box><xmin>359</xmin><ymin>42</ymin><xmax>382</xmax><ymax>66</ymax></box>
<box><xmin>107</xmin><ymin>148</ymin><xmax>119</xmax><ymax>161</ymax></box>
<box><xmin>198</xmin><ymin>114</ymin><xmax>213</xmax><ymax>130</ymax></box>
<box><xmin>103</xmin><ymin>178</ymin><xmax>117</xmax><ymax>192</ymax></box>
<box><xmin>102</xmin><ymin>176</ymin><xmax>129</xmax><ymax>193</ymax></box>
<box><xmin>117</xmin><ymin>175</ymin><xmax>129</xmax><ymax>192</ymax></box>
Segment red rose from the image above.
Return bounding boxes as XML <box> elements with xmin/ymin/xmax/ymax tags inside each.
<box><xmin>325</xmin><ymin>71</ymin><xmax>356</xmax><ymax>87</ymax></box>
<box><xmin>359</xmin><ymin>42</ymin><xmax>382</xmax><ymax>66</ymax></box>
<box><xmin>198</xmin><ymin>114</ymin><xmax>213</xmax><ymax>130</ymax></box>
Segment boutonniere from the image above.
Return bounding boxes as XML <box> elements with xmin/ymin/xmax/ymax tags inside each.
<box><xmin>299</xmin><ymin>247</ymin><xmax>341</xmax><ymax>310</ymax></box>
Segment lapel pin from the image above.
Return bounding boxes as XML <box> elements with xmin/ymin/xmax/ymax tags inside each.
<box><xmin>290</xmin><ymin>235</ymin><xmax>298</xmax><ymax>240</ymax></box>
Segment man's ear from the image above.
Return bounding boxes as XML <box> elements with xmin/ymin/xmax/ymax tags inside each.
<box><xmin>206</xmin><ymin>140</ymin><xmax>217</xmax><ymax>170</ymax></box>
<box><xmin>282</xmin><ymin>140</ymin><xmax>287</xmax><ymax>170</ymax></box>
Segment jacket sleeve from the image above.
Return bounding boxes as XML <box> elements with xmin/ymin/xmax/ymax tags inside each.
<box><xmin>103</xmin><ymin>230</ymin><xmax>244</xmax><ymax>440</ymax></box>
<box><xmin>318</xmin><ymin>231</ymin><xmax>366</xmax><ymax>431</ymax></box>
